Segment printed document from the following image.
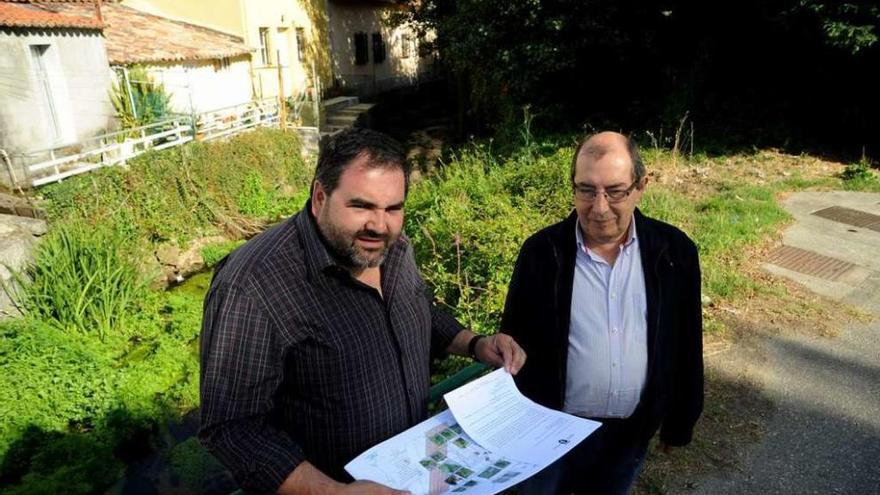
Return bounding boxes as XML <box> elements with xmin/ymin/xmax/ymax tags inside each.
<box><xmin>345</xmin><ymin>369</ymin><xmax>601</xmax><ymax>495</ymax></box>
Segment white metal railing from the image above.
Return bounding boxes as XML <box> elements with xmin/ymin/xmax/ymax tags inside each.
<box><xmin>27</xmin><ymin>119</ymin><xmax>193</xmax><ymax>187</ymax></box>
<box><xmin>196</xmin><ymin>98</ymin><xmax>279</xmax><ymax>142</ymax></box>
<box><xmin>23</xmin><ymin>98</ymin><xmax>282</xmax><ymax>187</ymax></box>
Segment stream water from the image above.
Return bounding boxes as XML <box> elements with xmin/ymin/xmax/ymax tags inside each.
<box><xmin>108</xmin><ymin>271</ymin><xmax>239</xmax><ymax>495</ymax></box>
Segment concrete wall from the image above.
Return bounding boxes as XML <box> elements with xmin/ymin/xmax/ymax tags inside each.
<box><xmin>327</xmin><ymin>2</ymin><xmax>432</xmax><ymax>96</ymax></box>
<box><xmin>143</xmin><ymin>55</ymin><xmax>253</xmax><ymax>114</ymax></box>
<box><xmin>241</xmin><ymin>0</ymin><xmax>329</xmax><ymax>99</ymax></box>
<box><xmin>122</xmin><ymin>0</ymin><xmax>333</xmax><ymax>99</ymax></box>
<box><xmin>0</xmin><ymin>29</ymin><xmax>115</xmax><ymax>157</ymax></box>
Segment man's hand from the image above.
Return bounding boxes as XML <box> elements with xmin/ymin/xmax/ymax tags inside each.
<box><xmin>278</xmin><ymin>462</ymin><xmax>410</xmax><ymax>495</ymax></box>
<box><xmin>475</xmin><ymin>333</ymin><xmax>526</xmax><ymax>375</ymax></box>
<box><xmin>337</xmin><ymin>481</ymin><xmax>411</xmax><ymax>494</ymax></box>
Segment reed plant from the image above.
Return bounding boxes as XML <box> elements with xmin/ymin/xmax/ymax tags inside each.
<box><xmin>10</xmin><ymin>220</ymin><xmax>148</xmax><ymax>340</ymax></box>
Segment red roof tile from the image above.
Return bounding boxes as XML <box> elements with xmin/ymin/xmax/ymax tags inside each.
<box><xmin>0</xmin><ymin>2</ymin><xmax>103</xmax><ymax>29</ymax></box>
<box><xmin>53</xmin><ymin>3</ymin><xmax>252</xmax><ymax>64</ymax></box>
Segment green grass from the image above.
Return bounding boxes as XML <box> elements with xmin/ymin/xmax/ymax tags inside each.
<box><xmin>41</xmin><ymin>129</ymin><xmax>311</xmax><ymax>245</ymax></box>
<box><xmin>840</xmin><ymin>160</ymin><xmax>880</xmax><ymax>191</ymax></box>
<box><xmin>0</xmin><ymin>129</ymin><xmax>309</xmax><ymax>494</ymax></box>
<box><xmin>6</xmin><ymin>220</ymin><xmax>149</xmax><ymax>341</ymax></box>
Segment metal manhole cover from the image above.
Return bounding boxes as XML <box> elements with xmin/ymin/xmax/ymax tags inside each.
<box><xmin>766</xmin><ymin>245</ymin><xmax>858</xmax><ymax>281</ymax></box>
<box><xmin>811</xmin><ymin>206</ymin><xmax>880</xmax><ymax>232</ymax></box>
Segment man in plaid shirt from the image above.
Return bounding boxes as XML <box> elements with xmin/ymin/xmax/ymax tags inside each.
<box><xmin>199</xmin><ymin>128</ymin><xmax>526</xmax><ymax>494</ymax></box>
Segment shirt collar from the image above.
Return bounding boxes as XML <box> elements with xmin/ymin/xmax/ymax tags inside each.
<box><xmin>575</xmin><ymin>215</ymin><xmax>639</xmax><ymax>255</ymax></box>
<box><xmin>295</xmin><ymin>203</ymin><xmax>341</xmax><ymax>279</ymax></box>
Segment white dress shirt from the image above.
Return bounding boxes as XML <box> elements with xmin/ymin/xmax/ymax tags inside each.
<box><xmin>564</xmin><ymin>218</ymin><xmax>648</xmax><ymax>418</ymax></box>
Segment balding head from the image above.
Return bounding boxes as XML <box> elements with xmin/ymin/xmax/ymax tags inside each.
<box><xmin>570</xmin><ymin>131</ymin><xmax>645</xmax><ymax>185</ymax></box>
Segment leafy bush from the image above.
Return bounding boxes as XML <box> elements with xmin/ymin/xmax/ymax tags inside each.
<box><xmin>1</xmin><ymin>129</ymin><xmax>311</xmax><ymax>493</ymax></box>
<box><xmin>41</xmin><ymin>129</ymin><xmax>311</xmax><ymax>245</ymax></box>
<box><xmin>407</xmin><ymin>144</ymin><xmax>558</xmax><ymax>337</ymax></box>
<box><xmin>110</xmin><ymin>66</ymin><xmax>173</xmax><ymax>129</ymax></box>
<box><xmin>0</xmin><ymin>288</ymin><xmax>204</xmax><ymax>493</ymax></box>
<box><xmin>8</xmin><ymin>220</ymin><xmax>148</xmax><ymax>340</ymax></box>
<box><xmin>201</xmin><ymin>240</ymin><xmax>246</xmax><ymax>268</ymax></box>
<box><xmin>0</xmin><ymin>427</ymin><xmax>123</xmax><ymax>495</ymax></box>
<box><xmin>840</xmin><ymin>159</ymin><xmax>880</xmax><ymax>191</ymax></box>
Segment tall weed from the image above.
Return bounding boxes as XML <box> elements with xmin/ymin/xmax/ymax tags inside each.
<box><xmin>10</xmin><ymin>221</ymin><xmax>148</xmax><ymax>340</ymax></box>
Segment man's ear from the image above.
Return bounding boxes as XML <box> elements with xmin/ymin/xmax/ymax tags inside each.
<box><xmin>637</xmin><ymin>176</ymin><xmax>649</xmax><ymax>191</ymax></box>
<box><xmin>311</xmin><ymin>180</ymin><xmax>327</xmax><ymax>217</ymax></box>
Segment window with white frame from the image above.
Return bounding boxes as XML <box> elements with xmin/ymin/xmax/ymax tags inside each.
<box><xmin>259</xmin><ymin>27</ymin><xmax>271</xmax><ymax>65</ymax></box>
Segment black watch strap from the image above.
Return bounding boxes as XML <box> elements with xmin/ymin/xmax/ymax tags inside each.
<box><xmin>468</xmin><ymin>334</ymin><xmax>487</xmax><ymax>359</ymax></box>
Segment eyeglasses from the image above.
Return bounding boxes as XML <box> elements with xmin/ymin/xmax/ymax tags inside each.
<box><xmin>573</xmin><ymin>181</ymin><xmax>639</xmax><ymax>203</ymax></box>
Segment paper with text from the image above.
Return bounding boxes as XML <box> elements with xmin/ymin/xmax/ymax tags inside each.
<box><xmin>444</xmin><ymin>369</ymin><xmax>600</xmax><ymax>465</ymax></box>
<box><xmin>345</xmin><ymin>369</ymin><xmax>600</xmax><ymax>495</ymax></box>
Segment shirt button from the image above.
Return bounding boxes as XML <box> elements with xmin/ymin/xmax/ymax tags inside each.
<box><xmin>610</xmin><ymin>293</ymin><xmax>617</xmax><ymax>300</ymax></box>
<box><xmin>612</xmin><ymin>327</ymin><xmax>619</xmax><ymax>333</ymax></box>
<box><xmin>612</xmin><ymin>362</ymin><xmax>617</xmax><ymax>367</ymax></box>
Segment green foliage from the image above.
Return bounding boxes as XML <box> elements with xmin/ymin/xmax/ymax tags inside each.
<box><xmin>110</xmin><ymin>66</ymin><xmax>174</xmax><ymax>129</ymax></box>
<box><xmin>840</xmin><ymin>158</ymin><xmax>880</xmax><ymax>190</ymax></box>
<box><xmin>400</xmin><ymin>1</ymin><xmax>879</xmax><ymax>158</ymax></box>
<box><xmin>42</xmin><ymin>129</ymin><xmax>310</xmax><ymax>245</ymax></box>
<box><xmin>406</xmin><ymin>142</ymin><xmax>562</xmax><ymax>336</ymax></box>
<box><xmin>169</xmin><ymin>438</ymin><xmax>226</xmax><ymax>494</ymax></box>
<box><xmin>0</xmin><ymin>287</ymin><xmax>205</xmax><ymax>493</ymax></box>
<box><xmin>236</xmin><ymin>170</ymin><xmax>305</xmax><ymax>218</ymax></box>
<box><xmin>0</xmin><ymin>427</ymin><xmax>123</xmax><ymax>495</ymax></box>
<box><xmin>0</xmin><ymin>129</ymin><xmax>309</xmax><ymax>493</ymax></box>
<box><xmin>9</xmin><ymin>220</ymin><xmax>148</xmax><ymax>340</ymax></box>
<box><xmin>201</xmin><ymin>240</ymin><xmax>246</xmax><ymax>268</ymax></box>
<box><xmin>795</xmin><ymin>1</ymin><xmax>879</xmax><ymax>53</ymax></box>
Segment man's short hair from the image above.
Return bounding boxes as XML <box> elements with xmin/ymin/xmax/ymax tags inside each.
<box><xmin>313</xmin><ymin>127</ymin><xmax>409</xmax><ymax>196</ymax></box>
<box><xmin>570</xmin><ymin>133</ymin><xmax>646</xmax><ymax>184</ymax></box>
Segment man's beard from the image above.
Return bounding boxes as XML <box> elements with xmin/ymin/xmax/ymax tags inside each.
<box><xmin>318</xmin><ymin>212</ymin><xmax>396</xmax><ymax>269</ymax></box>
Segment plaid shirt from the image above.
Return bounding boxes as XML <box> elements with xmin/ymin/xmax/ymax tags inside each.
<box><xmin>199</xmin><ymin>206</ymin><xmax>464</xmax><ymax>493</ymax></box>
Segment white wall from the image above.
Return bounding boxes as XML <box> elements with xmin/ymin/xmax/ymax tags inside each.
<box><xmin>327</xmin><ymin>3</ymin><xmax>432</xmax><ymax>95</ymax></box>
<box><xmin>0</xmin><ymin>29</ymin><xmax>115</xmax><ymax>155</ymax></box>
<box><xmin>143</xmin><ymin>55</ymin><xmax>253</xmax><ymax>114</ymax></box>
<box><xmin>242</xmin><ymin>0</ymin><xmax>316</xmax><ymax>99</ymax></box>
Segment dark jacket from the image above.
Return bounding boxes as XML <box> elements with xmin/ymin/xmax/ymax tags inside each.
<box><xmin>501</xmin><ymin>208</ymin><xmax>703</xmax><ymax>446</ymax></box>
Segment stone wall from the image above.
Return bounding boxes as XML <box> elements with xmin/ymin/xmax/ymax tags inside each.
<box><xmin>0</xmin><ymin>213</ymin><xmax>47</xmax><ymax>317</ymax></box>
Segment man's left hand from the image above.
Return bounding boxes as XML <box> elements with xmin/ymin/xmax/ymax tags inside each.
<box><xmin>475</xmin><ymin>334</ymin><xmax>526</xmax><ymax>375</ymax></box>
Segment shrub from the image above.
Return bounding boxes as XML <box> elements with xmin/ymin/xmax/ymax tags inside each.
<box><xmin>201</xmin><ymin>240</ymin><xmax>246</xmax><ymax>268</ymax></box>
<box><xmin>841</xmin><ymin>159</ymin><xmax>880</xmax><ymax>191</ymax></box>
<box><xmin>407</xmin><ymin>145</ymin><xmax>557</xmax><ymax>338</ymax></box>
<box><xmin>1</xmin><ymin>129</ymin><xmax>311</xmax><ymax>493</ymax></box>
<box><xmin>8</xmin><ymin>220</ymin><xmax>148</xmax><ymax>341</ymax></box>
<box><xmin>41</xmin><ymin>129</ymin><xmax>311</xmax><ymax>245</ymax></box>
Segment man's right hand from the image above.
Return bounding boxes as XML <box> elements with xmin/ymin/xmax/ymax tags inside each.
<box><xmin>337</xmin><ymin>480</ymin><xmax>411</xmax><ymax>494</ymax></box>
<box><xmin>278</xmin><ymin>462</ymin><xmax>410</xmax><ymax>495</ymax></box>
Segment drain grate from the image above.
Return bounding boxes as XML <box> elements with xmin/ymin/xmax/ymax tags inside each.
<box><xmin>811</xmin><ymin>206</ymin><xmax>880</xmax><ymax>232</ymax></box>
<box><xmin>766</xmin><ymin>245</ymin><xmax>857</xmax><ymax>281</ymax></box>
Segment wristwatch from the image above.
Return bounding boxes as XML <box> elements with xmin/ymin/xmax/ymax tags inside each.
<box><xmin>468</xmin><ymin>334</ymin><xmax>487</xmax><ymax>360</ymax></box>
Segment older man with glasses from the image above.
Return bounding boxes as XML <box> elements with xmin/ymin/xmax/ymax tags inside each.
<box><xmin>503</xmin><ymin>131</ymin><xmax>704</xmax><ymax>495</ymax></box>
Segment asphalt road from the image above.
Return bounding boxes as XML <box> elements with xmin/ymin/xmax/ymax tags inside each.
<box><xmin>691</xmin><ymin>192</ymin><xmax>880</xmax><ymax>495</ymax></box>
